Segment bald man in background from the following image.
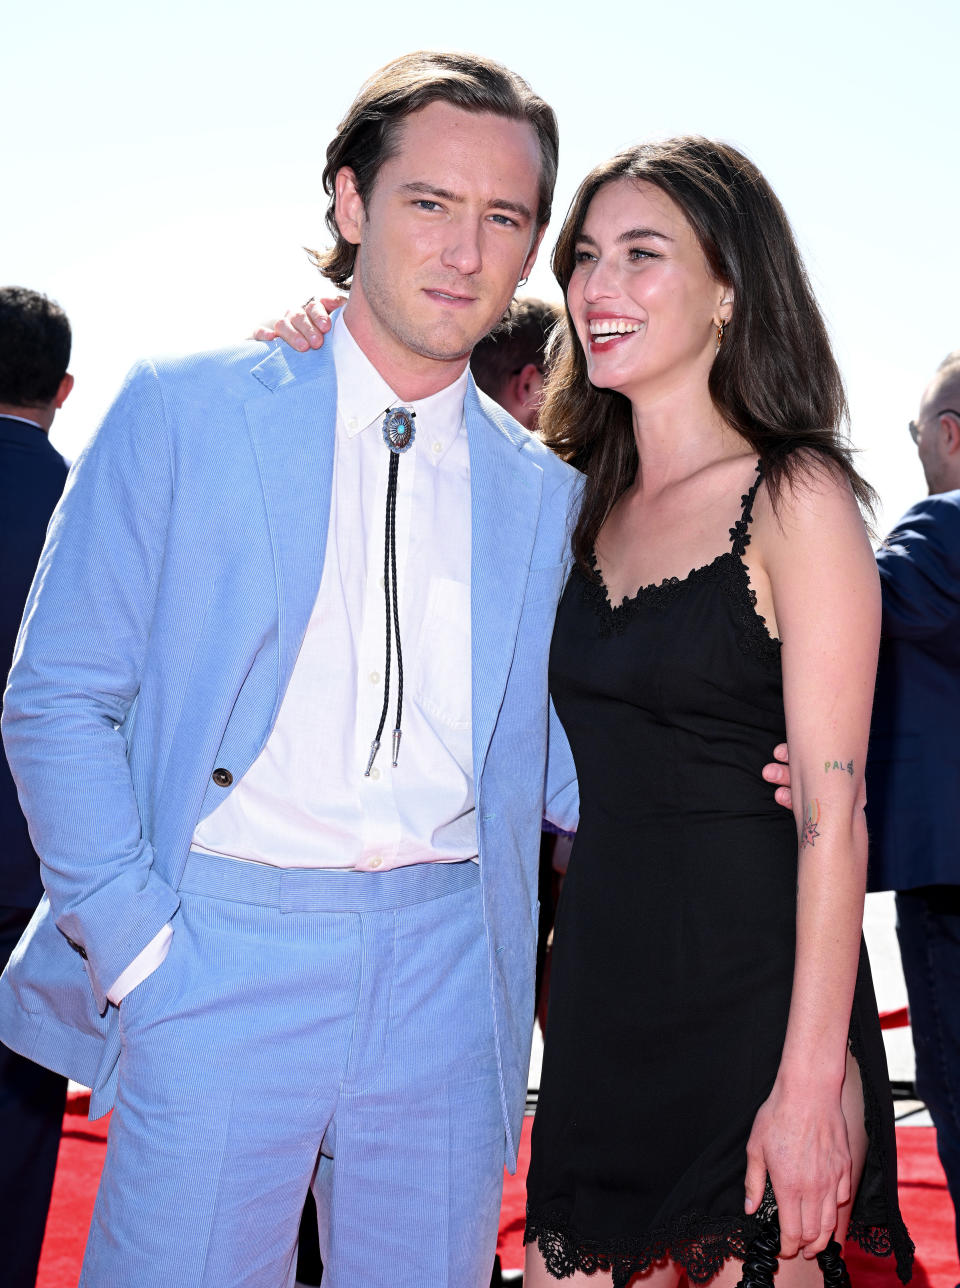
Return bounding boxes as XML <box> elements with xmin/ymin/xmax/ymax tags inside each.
<box><xmin>866</xmin><ymin>349</ymin><xmax>960</xmax><ymax>1267</ymax></box>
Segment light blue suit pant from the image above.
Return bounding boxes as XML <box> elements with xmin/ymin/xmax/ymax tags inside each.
<box><xmin>79</xmin><ymin>853</ymin><xmax>506</xmax><ymax>1287</ymax></box>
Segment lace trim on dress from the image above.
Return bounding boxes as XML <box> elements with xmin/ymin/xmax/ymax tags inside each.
<box><xmin>527</xmin><ymin>1166</ymin><xmax>913</xmax><ymax>1288</ymax></box>
<box><xmin>581</xmin><ymin>461</ymin><xmax>780</xmax><ymax>664</ymax></box>
<box><xmin>728</xmin><ymin>460</ymin><xmax>765</xmax><ymax>558</ymax></box>
<box><xmin>582</xmin><ymin>551</ymin><xmax>782</xmax><ymax>666</ymax></box>
<box><xmin>525</xmin><ymin>1185</ymin><xmax>780</xmax><ymax>1288</ymax></box>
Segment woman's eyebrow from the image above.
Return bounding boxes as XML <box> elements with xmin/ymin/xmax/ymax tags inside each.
<box><xmin>575</xmin><ymin>227</ymin><xmax>674</xmax><ymax>246</ymax></box>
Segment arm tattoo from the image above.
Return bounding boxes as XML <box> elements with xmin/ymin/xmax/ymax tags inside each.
<box><xmin>824</xmin><ymin>759</ymin><xmax>854</xmax><ymax>776</ymax></box>
<box><xmin>800</xmin><ymin>799</ymin><xmax>821</xmax><ymax>850</ymax></box>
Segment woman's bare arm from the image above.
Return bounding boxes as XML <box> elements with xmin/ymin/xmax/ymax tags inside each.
<box><xmin>743</xmin><ymin>460</ymin><xmax>881</xmax><ymax>1260</ymax></box>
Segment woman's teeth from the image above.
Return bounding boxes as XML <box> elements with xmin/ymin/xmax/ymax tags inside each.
<box><xmin>589</xmin><ymin>320</ymin><xmax>642</xmax><ymax>344</ymax></box>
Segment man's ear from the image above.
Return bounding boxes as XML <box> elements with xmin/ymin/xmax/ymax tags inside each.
<box><xmin>334</xmin><ymin>167</ymin><xmax>365</xmax><ymax>246</ymax></box>
<box><xmin>54</xmin><ymin>373</ymin><xmax>74</xmax><ymax>409</ymax></box>
<box><xmin>940</xmin><ymin>411</ymin><xmax>960</xmax><ymax>456</ymax></box>
<box><xmin>513</xmin><ymin>363</ymin><xmax>544</xmax><ymax>410</ymax></box>
<box><xmin>502</xmin><ymin>364</ymin><xmax>546</xmax><ymax>431</ymax></box>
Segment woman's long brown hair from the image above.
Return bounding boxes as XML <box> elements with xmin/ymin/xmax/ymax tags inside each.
<box><xmin>540</xmin><ymin>138</ymin><xmax>876</xmax><ymax>572</ymax></box>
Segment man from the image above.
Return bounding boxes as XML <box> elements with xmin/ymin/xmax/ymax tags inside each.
<box><xmin>0</xmin><ymin>53</ymin><xmax>578</xmax><ymax>1288</ymax></box>
<box><xmin>470</xmin><ymin>297</ymin><xmax>559</xmax><ymax>431</ymax></box>
<box><xmin>0</xmin><ymin>286</ymin><xmax>72</xmax><ymax>1287</ymax></box>
<box><xmin>866</xmin><ymin>350</ymin><xmax>960</xmax><ymax>1264</ymax></box>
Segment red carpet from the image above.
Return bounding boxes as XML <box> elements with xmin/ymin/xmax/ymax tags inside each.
<box><xmin>37</xmin><ymin>1107</ymin><xmax>109</xmax><ymax>1288</ymax></box>
<box><xmin>37</xmin><ymin>1107</ymin><xmax>958</xmax><ymax>1286</ymax></box>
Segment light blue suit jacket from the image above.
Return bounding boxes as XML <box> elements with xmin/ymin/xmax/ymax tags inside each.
<box><xmin>0</xmin><ymin>339</ymin><xmax>580</xmax><ymax>1166</ymax></box>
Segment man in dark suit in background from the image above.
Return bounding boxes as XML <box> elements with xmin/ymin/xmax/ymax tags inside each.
<box><xmin>866</xmin><ymin>348</ymin><xmax>960</xmax><ymax>1267</ymax></box>
<box><xmin>0</xmin><ymin>285</ymin><xmax>72</xmax><ymax>1286</ymax></box>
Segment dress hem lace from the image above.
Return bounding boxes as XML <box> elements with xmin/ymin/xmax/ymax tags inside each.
<box><xmin>524</xmin><ymin>1205</ymin><xmax>911</xmax><ymax>1287</ymax></box>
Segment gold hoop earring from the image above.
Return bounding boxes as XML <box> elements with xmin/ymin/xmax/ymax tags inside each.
<box><xmin>716</xmin><ymin>319</ymin><xmax>726</xmax><ymax>350</ymax></box>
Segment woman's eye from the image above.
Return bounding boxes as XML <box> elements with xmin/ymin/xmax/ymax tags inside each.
<box><xmin>628</xmin><ymin>248</ymin><xmax>658</xmax><ymax>261</ymax></box>
<box><xmin>573</xmin><ymin>250</ymin><xmax>595</xmax><ymax>264</ymax></box>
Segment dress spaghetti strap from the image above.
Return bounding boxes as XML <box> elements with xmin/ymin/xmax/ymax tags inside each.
<box><xmin>729</xmin><ymin>460</ymin><xmax>764</xmax><ymax>558</ymax></box>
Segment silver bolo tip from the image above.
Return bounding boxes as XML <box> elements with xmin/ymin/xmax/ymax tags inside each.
<box><xmin>364</xmin><ymin>740</ymin><xmax>380</xmax><ymax>777</ymax></box>
<box><xmin>391</xmin><ymin>728</ymin><xmax>402</xmax><ymax>767</ymax></box>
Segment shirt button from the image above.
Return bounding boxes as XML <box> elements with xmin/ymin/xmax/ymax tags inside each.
<box><xmin>347</xmin><ymin>416</ymin><xmax>358</xmax><ymax>431</ymax></box>
<box><xmin>369</xmin><ymin>671</ymin><xmax>380</xmax><ymax>685</ymax></box>
<box><xmin>369</xmin><ymin>856</ymin><xmax>383</xmax><ymax>869</ymax></box>
<box><xmin>369</xmin><ymin>767</ymin><xmax>381</xmax><ymax>781</ymax></box>
<box><xmin>212</xmin><ymin>767</ymin><xmax>233</xmax><ymax>787</ymax></box>
<box><xmin>432</xmin><ymin>441</ymin><xmax>442</xmax><ymax>454</ymax></box>
<box><xmin>379</xmin><ymin>575</ymin><xmax>385</xmax><ymax>590</ymax></box>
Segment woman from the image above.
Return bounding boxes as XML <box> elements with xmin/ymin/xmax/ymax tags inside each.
<box><xmin>522</xmin><ymin>138</ymin><xmax>912</xmax><ymax>1287</ymax></box>
<box><xmin>263</xmin><ymin>137</ymin><xmax>912</xmax><ymax>1287</ymax></box>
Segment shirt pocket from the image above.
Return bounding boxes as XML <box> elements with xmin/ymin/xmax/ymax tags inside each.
<box><xmin>413</xmin><ymin>576</ymin><xmax>472</xmax><ymax>732</ymax></box>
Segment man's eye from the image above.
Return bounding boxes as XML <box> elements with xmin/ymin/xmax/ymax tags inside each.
<box><xmin>489</xmin><ymin>214</ymin><xmax>519</xmax><ymax>228</ymax></box>
<box><xmin>415</xmin><ymin>200</ymin><xmax>441</xmax><ymax>211</ymax></box>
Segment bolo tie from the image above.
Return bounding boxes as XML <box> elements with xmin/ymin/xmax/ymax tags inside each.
<box><xmin>364</xmin><ymin>406</ymin><xmax>416</xmax><ymax>777</ymax></box>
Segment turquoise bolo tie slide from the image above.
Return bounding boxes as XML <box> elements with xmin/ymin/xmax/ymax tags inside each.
<box><xmin>382</xmin><ymin>407</ymin><xmax>416</xmax><ymax>453</ymax></box>
<box><xmin>365</xmin><ymin>407</ymin><xmax>417</xmax><ymax>777</ymax></box>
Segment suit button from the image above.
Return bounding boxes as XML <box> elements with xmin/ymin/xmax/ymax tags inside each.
<box><xmin>212</xmin><ymin>767</ymin><xmax>233</xmax><ymax>787</ymax></box>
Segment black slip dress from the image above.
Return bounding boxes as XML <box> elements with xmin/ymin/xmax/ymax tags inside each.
<box><xmin>525</xmin><ymin>463</ymin><xmax>913</xmax><ymax>1286</ymax></box>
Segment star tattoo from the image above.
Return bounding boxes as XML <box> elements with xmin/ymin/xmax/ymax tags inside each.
<box><xmin>800</xmin><ymin>799</ymin><xmax>821</xmax><ymax>850</ymax></box>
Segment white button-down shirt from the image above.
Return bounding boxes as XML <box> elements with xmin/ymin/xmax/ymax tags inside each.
<box><xmin>192</xmin><ymin>310</ymin><xmax>476</xmax><ymax>870</ymax></box>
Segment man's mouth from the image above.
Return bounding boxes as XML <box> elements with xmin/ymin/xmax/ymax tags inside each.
<box><xmin>424</xmin><ymin>289</ymin><xmax>475</xmax><ymax>306</ymax></box>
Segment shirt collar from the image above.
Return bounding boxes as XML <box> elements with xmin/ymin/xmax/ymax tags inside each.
<box><xmin>0</xmin><ymin>412</ymin><xmax>44</xmax><ymax>430</ymax></box>
<box><xmin>331</xmin><ymin>310</ymin><xmax>470</xmax><ymax>461</ymax></box>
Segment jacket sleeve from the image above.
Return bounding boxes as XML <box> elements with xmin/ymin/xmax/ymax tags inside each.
<box><xmin>542</xmin><ymin>468</ymin><xmax>582</xmax><ymax>834</ymax></box>
<box><xmin>544</xmin><ymin>695</ymin><xmax>579</xmax><ymax>834</ymax></box>
<box><xmin>876</xmin><ymin>496</ymin><xmax>960</xmax><ymax>641</ymax></box>
<box><xmin>1</xmin><ymin>360</ymin><xmax>181</xmax><ymax>1013</ymax></box>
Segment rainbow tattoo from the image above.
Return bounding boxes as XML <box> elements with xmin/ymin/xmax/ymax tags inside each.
<box><xmin>800</xmin><ymin>799</ymin><xmax>821</xmax><ymax>850</ymax></box>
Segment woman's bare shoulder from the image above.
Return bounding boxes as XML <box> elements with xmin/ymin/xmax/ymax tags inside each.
<box><xmin>759</xmin><ymin>449</ymin><xmax>868</xmax><ymax>547</ymax></box>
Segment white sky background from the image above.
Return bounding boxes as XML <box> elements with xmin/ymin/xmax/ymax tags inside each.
<box><xmin>2</xmin><ymin>0</ymin><xmax>958</xmax><ymax>534</ymax></box>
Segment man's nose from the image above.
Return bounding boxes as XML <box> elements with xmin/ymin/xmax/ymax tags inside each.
<box><xmin>440</xmin><ymin>220</ymin><xmax>483</xmax><ymax>276</ymax></box>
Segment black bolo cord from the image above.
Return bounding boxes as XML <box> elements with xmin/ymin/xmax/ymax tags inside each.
<box><xmin>387</xmin><ymin>451</ymin><xmax>404</xmax><ymax>766</ymax></box>
<box><xmin>365</xmin><ymin>407</ymin><xmax>415</xmax><ymax>776</ymax></box>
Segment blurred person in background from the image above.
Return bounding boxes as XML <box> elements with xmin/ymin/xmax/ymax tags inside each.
<box><xmin>471</xmin><ymin>297</ymin><xmax>560</xmax><ymax>432</ymax></box>
<box><xmin>0</xmin><ymin>285</ymin><xmax>72</xmax><ymax>1288</ymax></box>
<box><xmin>866</xmin><ymin>351</ymin><xmax>960</xmax><ymax>1271</ymax></box>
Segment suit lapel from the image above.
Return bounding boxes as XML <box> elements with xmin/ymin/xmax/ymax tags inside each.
<box><xmin>244</xmin><ymin>344</ymin><xmax>338</xmax><ymax>722</ymax></box>
<box><xmin>468</xmin><ymin>382</ymin><xmax>543</xmax><ymax>781</ymax></box>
